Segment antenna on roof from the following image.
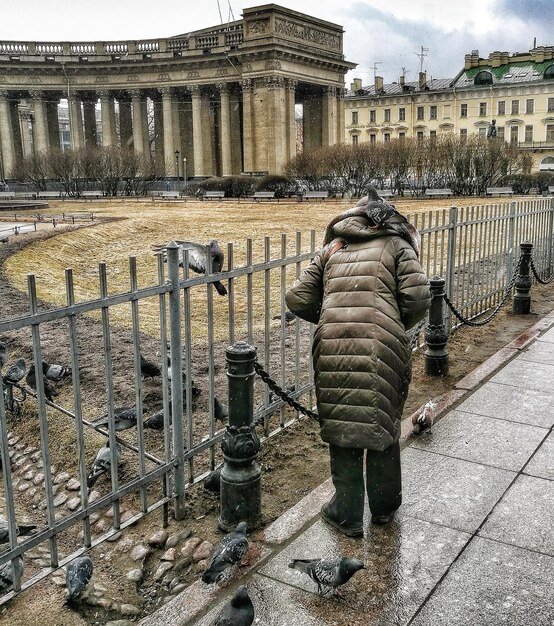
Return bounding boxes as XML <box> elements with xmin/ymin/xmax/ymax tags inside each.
<box><xmin>370</xmin><ymin>60</ymin><xmax>382</xmax><ymax>84</ymax></box>
<box><xmin>533</xmin><ymin>37</ymin><xmax>537</xmax><ymax>48</ymax></box>
<box><xmin>414</xmin><ymin>45</ymin><xmax>429</xmax><ymax>74</ymax></box>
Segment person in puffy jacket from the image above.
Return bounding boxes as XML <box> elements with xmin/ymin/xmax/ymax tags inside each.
<box><xmin>286</xmin><ymin>189</ymin><xmax>431</xmax><ymax>537</ymax></box>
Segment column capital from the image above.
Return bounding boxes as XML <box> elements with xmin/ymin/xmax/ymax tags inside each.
<box><xmin>265</xmin><ymin>76</ymin><xmax>285</xmax><ymax>90</ymax></box>
<box><xmin>129</xmin><ymin>89</ymin><xmax>143</xmax><ymax>99</ymax></box>
<box><xmin>338</xmin><ymin>87</ymin><xmax>348</xmax><ymax>98</ymax></box>
<box><xmin>216</xmin><ymin>82</ymin><xmax>230</xmax><ymax>94</ymax></box>
<box><xmin>241</xmin><ymin>79</ymin><xmax>253</xmax><ymax>92</ymax></box>
<box><xmin>286</xmin><ymin>79</ymin><xmax>298</xmax><ymax>91</ymax></box>
<box><xmin>0</xmin><ymin>89</ymin><xmax>9</xmax><ymax>100</ymax></box>
<box><xmin>29</xmin><ymin>90</ymin><xmax>44</xmax><ymax>100</ymax></box>
<box><xmin>158</xmin><ymin>87</ymin><xmax>173</xmax><ymax>97</ymax></box>
<box><xmin>186</xmin><ymin>85</ymin><xmax>201</xmax><ymax>97</ymax></box>
<box><xmin>325</xmin><ymin>86</ymin><xmax>338</xmax><ymax>97</ymax></box>
<box><xmin>97</xmin><ymin>89</ymin><xmax>112</xmax><ymax>99</ymax></box>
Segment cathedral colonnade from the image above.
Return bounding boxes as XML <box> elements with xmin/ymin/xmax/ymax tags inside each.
<box><xmin>0</xmin><ymin>5</ymin><xmax>355</xmax><ymax>180</ymax></box>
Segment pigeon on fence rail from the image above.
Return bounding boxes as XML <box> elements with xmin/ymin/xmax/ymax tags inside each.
<box><xmin>202</xmin><ymin>521</ymin><xmax>249</xmax><ymax>584</ymax></box>
<box><xmin>140</xmin><ymin>354</ymin><xmax>161</xmax><ymax>380</ymax></box>
<box><xmin>0</xmin><ymin>341</ymin><xmax>6</xmax><ymax>370</ymax></box>
<box><xmin>0</xmin><ymin>515</ymin><xmax>37</xmax><ymax>544</ymax></box>
<box><xmin>212</xmin><ymin>585</ymin><xmax>254</xmax><ymax>626</ymax></box>
<box><xmin>65</xmin><ymin>555</ymin><xmax>93</xmax><ymax>602</ymax></box>
<box><xmin>86</xmin><ymin>441</ymin><xmax>121</xmax><ymax>489</ymax></box>
<box><xmin>44</xmin><ymin>362</ymin><xmax>71</xmax><ymax>383</ymax></box>
<box><xmin>152</xmin><ymin>240</ymin><xmax>228</xmax><ymax>296</ymax></box>
<box><xmin>93</xmin><ymin>407</ymin><xmax>138</xmax><ymax>431</ymax></box>
<box><xmin>412</xmin><ymin>399</ymin><xmax>436</xmax><ymax>435</ymax></box>
<box><xmin>2</xmin><ymin>358</ymin><xmax>26</xmax><ymax>386</ymax></box>
<box><xmin>288</xmin><ymin>557</ymin><xmax>365</xmax><ymax>598</ymax></box>
<box><xmin>0</xmin><ymin>556</ymin><xmax>23</xmax><ymax>595</ymax></box>
<box><xmin>26</xmin><ymin>363</ymin><xmax>58</xmax><ymax>402</ymax></box>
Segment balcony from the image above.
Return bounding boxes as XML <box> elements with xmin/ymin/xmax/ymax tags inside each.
<box><xmin>517</xmin><ymin>141</ymin><xmax>554</xmax><ymax>149</ymax></box>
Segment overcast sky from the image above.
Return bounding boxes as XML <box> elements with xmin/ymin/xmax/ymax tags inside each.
<box><xmin>1</xmin><ymin>0</ymin><xmax>551</xmax><ymax>86</ymax></box>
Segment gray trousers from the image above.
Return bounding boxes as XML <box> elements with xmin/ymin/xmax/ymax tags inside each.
<box><xmin>328</xmin><ymin>441</ymin><xmax>402</xmax><ymax>526</ymax></box>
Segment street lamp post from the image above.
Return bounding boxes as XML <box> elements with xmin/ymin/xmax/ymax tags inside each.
<box><xmin>174</xmin><ymin>149</ymin><xmax>180</xmax><ymax>192</ymax></box>
<box><xmin>183</xmin><ymin>157</ymin><xmax>187</xmax><ymax>186</ymax></box>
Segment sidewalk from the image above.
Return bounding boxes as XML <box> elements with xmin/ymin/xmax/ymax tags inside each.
<box><xmin>143</xmin><ymin>312</ymin><xmax>554</xmax><ymax>626</ymax></box>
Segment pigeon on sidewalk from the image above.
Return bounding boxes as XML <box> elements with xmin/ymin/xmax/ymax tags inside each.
<box><xmin>0</xmin><ymin>515</ymin><xmax>37</xmax><ymax>544</ymax></box>
<box><xmin>0</xmin><ymin>556</ymin><xmax>23</xmax><ymax>595</ymax></box>
<box><xmin>212</xmin><ymin>585</ymin><xmax>254</xmax><ymax>626</ymax></box>
<box><xmin>288</xmin><ymin>557</ymin><xmax>365</xmax><ymax>598</ymax></box>
<box><xmin>202</xmin><ymin>521</ymin><xmax>249</xmax><ymax>584</ymax></box>
<box><xmin>65</xmin><ymin>555</ymin><xmax>93</xmax><ymax>602</ymax></box>
<box><xmin>412</xmin><ymin>399</ymin><xmax>436</xmax><ymax>435</ymax></box>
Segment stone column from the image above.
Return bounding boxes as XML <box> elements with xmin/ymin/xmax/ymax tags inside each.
<box><xmin>83</xmin><ymin>98</ymin><xmax>98</xmax><ymax>147</ymax></box>
<box><xmin>68</xmin><ymin>96</ymin><xmax>84</xmax><ymax>150</ymax></box>
<box><xmin>141</xmin><ymin>98</ymin><xmax>150</xmax><ymax>156</ymax></box>
<box><xmin>130</xmin><ymin>91</ymin><xmax>144</xmax><ymax>155</ymax></box>
<box><xmin>30</xmin><ymin>91</ymin><xmax>49</xmax><ymax>155</ymax></box>
<box><xmin>265</xmin><ymin>76</ymin><xmax>287</xmax><ymax>173</ymax></box>
<box><xmin>46</xmin><ymin>99</ymin><xmax>61</xmax><ymax>151</ymax></box>
<box><xmin>241</xmin><ymin>79</ymin><xmax>254</xmax><ymax>173</ymax></box>
<box><xmin>337</xmin><ymin>88</ymin><xmax>346</xmax><ymax>143</ymax></box>
<box><xmin>322</xmin><ymin>86</ymin><xmax>337</xmax><ymax>146</ymax></box>
<box><xmin>119</xmin><ymin>98</ymin><xmax>133</xmax><ymax>149</ymax></box>
<box><xmin>153</xmin><ymin>97</ymin><xmax>163</xmax><ymax>158</ymax></box>
<box><xmin>98</xmin><ymin>90</ymin><xmax>114</xmax><ymax>147</ymax></box>
<box><xmin>190</xmin><ymin>86</ymin><xmax>204</xmax><ymax>177</ymax></box>
<box><xmin>217</xmin><ymin>83</ymin><xmax>232</xmax><ymax>176</ymax></box>
<box><xmin>172</xmin><ymin>90</ymin><xmax>182</xmax><ymax>158</ymax></box>
<box><xmin>286</xmin><ymin>79</ymin><xmax>297</xmax><ymax>160</ymax></box>
<box><xmin>159</xmin><ymin>88</ymin><xmax>176</xmax><ymax>176</ymax></box>
<box><xmin>302</xmin><ymin>94</ymin><xmax>323</xmax><ymax>152</ymax></box>
<box><xmin>18</xmin><ymin>104</ymin><xmax>33</xmax><ymax>158</ymax></box>
<box><xmin>10</xmin><ymin>101</ymin><xmax>23</xmax><ymax>163</ymax></box>
<box><xmin>0</xmin><ymin>90</ymin><xmax>15</xmax><ymax>177</ymax></box>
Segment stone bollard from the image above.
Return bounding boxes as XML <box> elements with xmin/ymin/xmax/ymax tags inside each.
<box><xmin>219</xmin><ymin>341</ymin><xmax>261</xmax><ymax>532</ymax></box>
<box><xmin>513</xmin><ymin>241</ymin><xmax>533</xmax><ymax>315</ymax></box>
<box><xmin>424</xmin><ymin>277</ymin><xmax>449</xmax><ymax>376</ymax></box>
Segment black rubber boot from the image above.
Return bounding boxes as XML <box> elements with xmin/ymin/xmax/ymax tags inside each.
<box><xmin>366</xmin><ymin>440</ymin><xmax>402</xmax><ymax>524</ymax></box>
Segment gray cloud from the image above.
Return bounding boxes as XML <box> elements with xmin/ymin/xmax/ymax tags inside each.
<box><xmin>495</xmin><ymin>0</ymin><xmax>553</xmax><ymax>23</ymax></box>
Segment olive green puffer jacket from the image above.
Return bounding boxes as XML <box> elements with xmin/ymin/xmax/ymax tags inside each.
<box><xmin>285</xmin><ymin>205</ymin><xmax>431</xmax><ymax>451</ymax></box>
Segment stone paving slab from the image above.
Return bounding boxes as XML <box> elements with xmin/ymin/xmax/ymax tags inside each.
<box><xmin>258</xmin><ymin>517</ymin><xmax>469</xmax><ymax>626</ymax></box>
<box><xmin>537</xmin><ymin>326</ymin><xmax>554</xmax><ymax>342</ymax></box>
<box><xmin>400</xmin><ymin>448</ymin><xmax>515</xmax><ymax>533</ymax></box>
<box><xmin>517</xmin><ymin>339</ymin><xmax>554</xmax><ymax>365</ymax></box>
<box><xmin>454</xmin><ymin>347</ymin><xmax>518</xmax><ymax>390</ymax></box>
<box><xmin>455</xmin><ymin>381</ymin><xmax>554</xmax><ymax>428</ymax></box>
<box><xmin>490</xmin><ymin>359</ymin><xmax>554</xmax><ymax>392</ymax></box>
<box><xmin>479</xmin><ymin>474</ymin><xmax>554</xmax><ymax>556</ymax></box>
<box><xmin>410</xmin><ymin>537</ymin><xmax>554</xmax><ymax>626</ymax></box>
<box><xmin>409</xmin><ymin>410</ymin><xmax>548</xmax><ymax>471</ymax></box>
<box><xmin>524</xmin><ymin>431</ymin><xmax>554</xmax><ymax>480</ymax></box>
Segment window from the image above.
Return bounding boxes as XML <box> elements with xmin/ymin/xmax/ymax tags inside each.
<box><xmin>524</xmin><ymin>125</ymin><xmax>533</xmax><ymax>142</ymax></box>
<box><xmin>525</xmin><ymin>99</ymin><xmax>534</xmax><ymax>114</ymax></box>
<box><xmin>369</xmin><ymin>133</ymin><xmax>376</xmax><ymax>143</ymax></box>
<box><xmin>498</xmin><ymin>100</ymin><xmax>506</xmax><ymax>115</ymax></box>
<box><xmin>479</xmin><ymin>102</ymin><xmax>487</xmax><ymax>116</ymax></box>
<box><xmin>510</xmin><ymin>126</ymin><xmax>519</xmax><ymax>143</ymax></box>
<box><xmin>384</xmin><ymin>133</ymin><xmax>390</xmax><ymax>142</ymax></box>
<box><xmin>430</xmin><ymin>105</ymin><xmax>437</xmax><ymax>120</ymax></box>
<box><xmin>546</xmin><ymin>124</ymin><xmax>554</xmax><ymax>142</ymax></box>
<box><xmin>460</xmin><ymin>103</ymin><xmax>468</xmax><ymax>117</ymax></box>
<box><xmin>398</xmin><ymin>107</ymin><xmax>406</xmax><ymax>121</ymax></box>
<box><xmin>399</xmin><ymin>131</ymin><xmax>406</xmax><ymax>140</ymax></box>
<box><xmin>474</xmin><ymin>70</ymin><xmax>493</xmax><ymax>85</ymax></box>
<box><xmin>417</xmin><ymin>106</ymin><xmax>424</xmax><ymax>120</ymax></box>
<box><xmin>369</xmin><ymin>110</ymin><xmax>376</xmax><ymax>123</ymax></box>
<box><xmin>352</xmin><ymin>134</ymin><xmax>358</xmax><ymax>144</ymax></box>
<box><xmin>429</xmin><ymin>130</ymin><xmax>437</xmax><ymax>141</ymax></box>
<box><xmin>443</xmin><ymin>105</ymin><xmax>451</xmax><ymax>119</ymax></box>
<box><xmin>460</xmin><ymin>128</ymin><xmax>468</xmax><ymax>139</ymax></box>
<box><xmin>548</xmin><ymin>98</ymin><xmax>554</xmax><ymax>113</ymax></box>
<box><xmin>351</xmin><ymin>111</ymin><xmax>358</xmax><ymax>124</ymax></box>
<box><xmin>497</xmin><ymin>126</ymin><xmax>505</xmax><ymax>140</ymax></box>
<box><xmin>478</xmin><ymin>127</ymin><xmax>487</xmax><ymax>138</ymax></box>
<box><xmin>384</xmin><ymin>108</ymin><xmax>391</xmax><ymax>122</ymax></box>
<box><xmin>417</xmin><ymin>131</ymin><xmax>424</xmax><ymax>140</ymax></box>
<box><xmin>544</xmin><ymin>65</ymin><xmax>554</xmax><ymax>80</ymax></box>
<box><xmin>511</xmin><ymin>100</ymin><xmax>519</xmax><ymax>115</ymax></box>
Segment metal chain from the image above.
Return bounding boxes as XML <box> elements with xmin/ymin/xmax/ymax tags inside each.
<box><xmin>530</xmin><ymin>257</ymin><xmax>554</xmax><ymax>285</ymax></box>
<box><xmin>253</xmin><ymin>361</ymin><xmax>319</xmax><ymax>422</ymax></box>
<box><xmin>443</xmin><ymin>255</ymin><xmax>523</xmax><ymax>327</ymax></box>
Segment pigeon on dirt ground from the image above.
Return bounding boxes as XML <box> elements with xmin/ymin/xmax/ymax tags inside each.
<box><xmin>26</xmin><ymin>363</ymin><xmax>58</xmax><ymax>402</ymax></box>
<box><xmin>0</xmin><ymin>556</ymin><xmax>23</xmax><ymax>595</ymax></box>
<box><xmin>204</xmin><ymin>465</ymin><xmax>222</xmax><ymax>493</ymax></box>
<box><xmin>44</xmin><ymin>362</ymin><xmax>71</xmax><ymax>382</ymax></box>
<box><xmin>202</xmin><ymin>521</ymin><xmax>249</xmax><ymax>584</ymax></box>
<box><xmin>65</xmin><ymin>555</ymin><xmax>93</xmax><ymax>602</ymax></box>
<box><xmin>212</xmin><ymin>585</ymin><xmax>254</xmax><ymax>626</ymax></box>
<box><xmin>152</xmin><ymin>240</ymin><xmax>228</xmax><ymax>296</ymax></box>
<box><xmin>412</xmin><ymin>399</ymin><xmax>436</xmax><ymax>435</ymax></box>
<box><xmin>0</xmin><ymin>341</ymin><xmax>6</xmax><ymax>370</ymax></box>
<box><xmin>288</xmin><ymin>557</ymin><xmax>365</xmax><ymax>598</ymax></box>
<box><xmin>2</xmin><ymin>358</ymin><xmax>26</xmax><ymax>385</ymax></box>
<box><xmin>214</xmin><ymin>396</ymin><xmax>229</xmax><ymax>424</ymax></box>
<box><xmin>0</xmin><ymin>515</ymin><xmax>37</xmax><ymax>544</ymax></box>
<box><xmin>272</xmin><ymin>311</ymin><xmax>296</xmax><ymax>324</ymax></box>
<box><xmin>140</xmin><ymin>354</ymin><xmax>161</xmax><ymax>379</ymax></box>
<box><xmin>93</xmin><ymin>407</ymin><xmax>138</xmax><ymax>431</ymax></box>
<box><xmin>86</xmin><ymin>441</ymin><xmax>121</xmax><ymax>489</ymax></box>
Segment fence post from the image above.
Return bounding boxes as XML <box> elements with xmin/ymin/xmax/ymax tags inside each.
<box><xmin>219</xmin><ymin>341</ymin><xmax>261</xmax><ymax>532</ymax></box>
<box><xmin>547</xmin><ymin>199</ymin><xmax>554</xmax><ymax>274</ymax></box>
<box><xmin>424</xmin><ymin>277</ymin><xmax>449</xmax><ymax>376</ymax></box>
<box><xmin>167</xmin><ymin>241</ymin><xmax>186</xmax><ymax>520</ymax></box>
<box><xmin>506</xmin><ymin>200</ymin><xmax>517</xmax><ymax>284</ymax></box>
<box><xmin>513</xmin><ymin>241</ymin><xmax>533</xmax><ymax>315</ymax></box>
<box><xmin>445</xmin><ymin>205</ymin><xmax>458</xmax><ymax>332</ymax></box>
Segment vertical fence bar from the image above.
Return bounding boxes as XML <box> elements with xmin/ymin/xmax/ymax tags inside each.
<box><xmin>246</xmin><ymin>239</ymin><xmax>253</xmax><ymax>345</ymax></box>
<box><xmin>294</xmin><ymin>232</ymin><xmax>301</xmax><ymax>408</ymax></box>
<box><xmin>166</xmin><ymin>243</ymin><xmax>185</xmax><ymax>519</ymax></box>
<box><xmin>129</xmin><ymin>256</ymin><xmax>147</xmax><ymax>513</ymax></box>
<box><xmin>506</xmin><ymin>200</ymin><xmax>517</xmax><ymax>284</ymax></box>
<box><xmin>454</xmin><ymin>206</ymin><xmax>464</xmax><ymax>313</ymax></box>
<box><xmin>65</xmin><ymin>268</ymin><xmax>91</xmax><ymax>547</ymax></box>
<box><xmin>98</xmin><ymin>263</ymin><xmax>121</xmax><ymax>530</ymax></box>
<box><xmin>264</xmin><ymin>237</ymin><xmax>271</xmax><ymax>410</ymax></box>
<box><xmin>228</xmin><ymin>242</ymin><xmax>235</xmax><ymax>346</ymax></box>
<box><xmin>445</xmin><ymin>205</ymin><xmax>458</xmax><ymax>331</ymax></box>
<box><xmin>308</xmin><ymin>230</ymin><xmax>316</xmax><ymax>408</ymax></box>
<box><xmin>547</xmin><ymin>199</ymin><xmax>554</xmax><ymax>273</ymax></box>
<box><xmin>27</xmin><ymin>274</ymin><xmax>59</xmax><ymax>567</ymax></box>
<box><xmin>182</xmin><ymin>250</ymin><xmax>194</xmax><ymax>484</ymax></box>
<box><xmin>279</xmin><ymin>233</ymin><xmax>287</xmax><ymax>428</ymax></box>
<box><xmin>206</xmin><ymin>250</ymin><xmax>216</xmax><ymax>470</ymax></box>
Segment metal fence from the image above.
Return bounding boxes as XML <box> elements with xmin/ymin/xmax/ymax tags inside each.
<box><xmin>0</xmin><ymin>197</ymin><xmax>553</xmax><ymax>601</ymax></box>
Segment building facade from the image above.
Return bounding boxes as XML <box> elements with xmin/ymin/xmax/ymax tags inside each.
<box><xmin>0</xmin><ymin>4</ymin><xmax>355</xmax><ymax>180</ymax></box>
<box><xmin>345</xmin><ymin>46</ymin><xmax>554</xmax><ymax>172</ymax></box>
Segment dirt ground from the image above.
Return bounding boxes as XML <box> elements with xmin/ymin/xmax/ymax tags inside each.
<box><xmin>1</xmin><ymin>197</ymin><xmax>553</xmax><ymax>625</ymax></box>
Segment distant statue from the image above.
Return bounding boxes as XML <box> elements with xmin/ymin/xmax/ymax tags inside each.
<box><xmin>487</xmin><ymin>119</ymin><xmax>497</xmax><ymax>139</ymax></box>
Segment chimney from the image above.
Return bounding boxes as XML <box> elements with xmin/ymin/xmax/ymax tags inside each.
<box><xmin>419</xmin><ymin>71</ymin><xmax>427</xmax><ymax>90</ymax></box>
<box><xmin>375</xmin><ymin>75</ymin><xmax>384</xmax><ymax>93</ymax></box>
<box><xmin>399</xmin><ymin>74</ymin><xmax>405</xmax><ymax>88</ymax></box>
<box><xmin>350</xmin><ymin>77</ymin><xmax>362</xmax><ymax>92</ymax></box>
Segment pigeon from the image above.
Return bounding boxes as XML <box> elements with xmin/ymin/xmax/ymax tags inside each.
<box><xmin>214</xmin><ymin>396</ymin><xmax>229</xmax><ymax>424</ymax></box>
<box><xmin>202</xmin><ymin>521</ymin><xmax>249</xmax><ymax>584</ymax></box>
<box><xmin>412</xmin><ymin>399</ymin><xmax>436</xmax><ymax>435</ymax></box>
<box><xmin>272</xmin><ymin>311</ymin><xmax>296</xmax><ymax>324</ymax></box>
<box><xmin>212</xmin><ymin>585</ymin><xmax>254</xmax><ymax>626</ymax></box>
<box><xmin>288</xmin><ymin>557</ymin><xmax>365</xmax><ymax>598</ymax></box>
<box><xmin>44</xmin><ymin>362</ymin><xmax>71</xmax><ymax>382</ymax></box>
<box><xmin>140</xmin><ymin>354</ymin><xmax>161</xmax><ymax>379</ymax></box>
<box><xmin>2</xmin><ymin>358</ymin><xmax>26</xmax><ymax>385</ymax></box>
<box><xmin>65</xmin><ymin>555</ymin><xmax>93</xmax><ymax>602</ymax></box>
<box><xmin>86</xmin><ymin>441</ymin><xmax>121</xmax><ymax>489</ymax></box>
<box><xmin>204</xmin><ymin>465</ymin><xmax>222</xmax><ymax>493</ymax></box>
<box><xmin>93</xmin><ymin>407</ymin><xmax>138</xmax><ymax>431</ymax></box>
<box><xmin>0</xmin><ymin>341</ymin><xmax>5</xmax><ymax>370</ymax></box>
<box><xmin>26</xmin><ymin>363</ymin><xmax>58</xmax><ymax>402</ymax></box>
<box><xmin>143</xmin><ymin>406</ymin><xmax>169</xmax><ymax>430</ymax></box>
<box><xmin>0</xmin><ymin>515</ymin><xmax>37</xmax><ymax>544</ymax></box>
<box><xmin>0</xmin><ymin>556</ymin><xmax>23</xmax><ymax>595</ymax></box>
<box><xmin>153</xmin><ymin>240</ymin><xmax>228</xmax><ymax>296</ymax></box>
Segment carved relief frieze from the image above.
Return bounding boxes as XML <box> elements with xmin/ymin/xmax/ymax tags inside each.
<box><xmin>216</xmin><ymin>68</ymin><xmax>229</xmax><ymax>77</ymax></box>
<box><xmin>27</xmin><ymin>76</ymin><xmax>42</xmax><ymax>84</ymax></box>
<box><xmin>127</xmin><ymin>74</ymin><xmax>140</xmax><ymax>82</ymax></box>
<box><xmin>241</xmin><ymin>62</ymin><xmax>253</xmax><ymax>73</ymax></box>
<box><xmin>187</xmin><ymin>70</ymin><xmax>200</xmax><ymax>80</ymax></box>
<box><xmin>157</xmin><ymin>72</ymin><xmax>170</xmax><ymax>81</ymax></box>
<box><xmin>95</xmin><ymin>76</ymin><xmax>109</xmax><ymax>84</ymax></box>
<box><xmin>274</xmin><ymin>18</ymin><xmax>340</xmax><ymax>50</ymax></box>
<box><xmin>264</xmin><ymin>60</ymin><xmax>281</xmax><ymax>71</ymax></box>
<box><xmin>248</xmin><ymin>19</ymin><xmax>270</xmax><ymax>35</ymax></box>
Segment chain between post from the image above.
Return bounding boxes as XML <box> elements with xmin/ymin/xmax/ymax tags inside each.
<box><xmin>530</xmin><ymin>258</ymin><xmax>554</xmax><ymax>285</ymax></box>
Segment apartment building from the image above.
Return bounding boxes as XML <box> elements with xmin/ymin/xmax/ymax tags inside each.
<box><xmin>345</xmin><ymin>46</ymin><xmax>554</xmax><ymax>172</ymax></box>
